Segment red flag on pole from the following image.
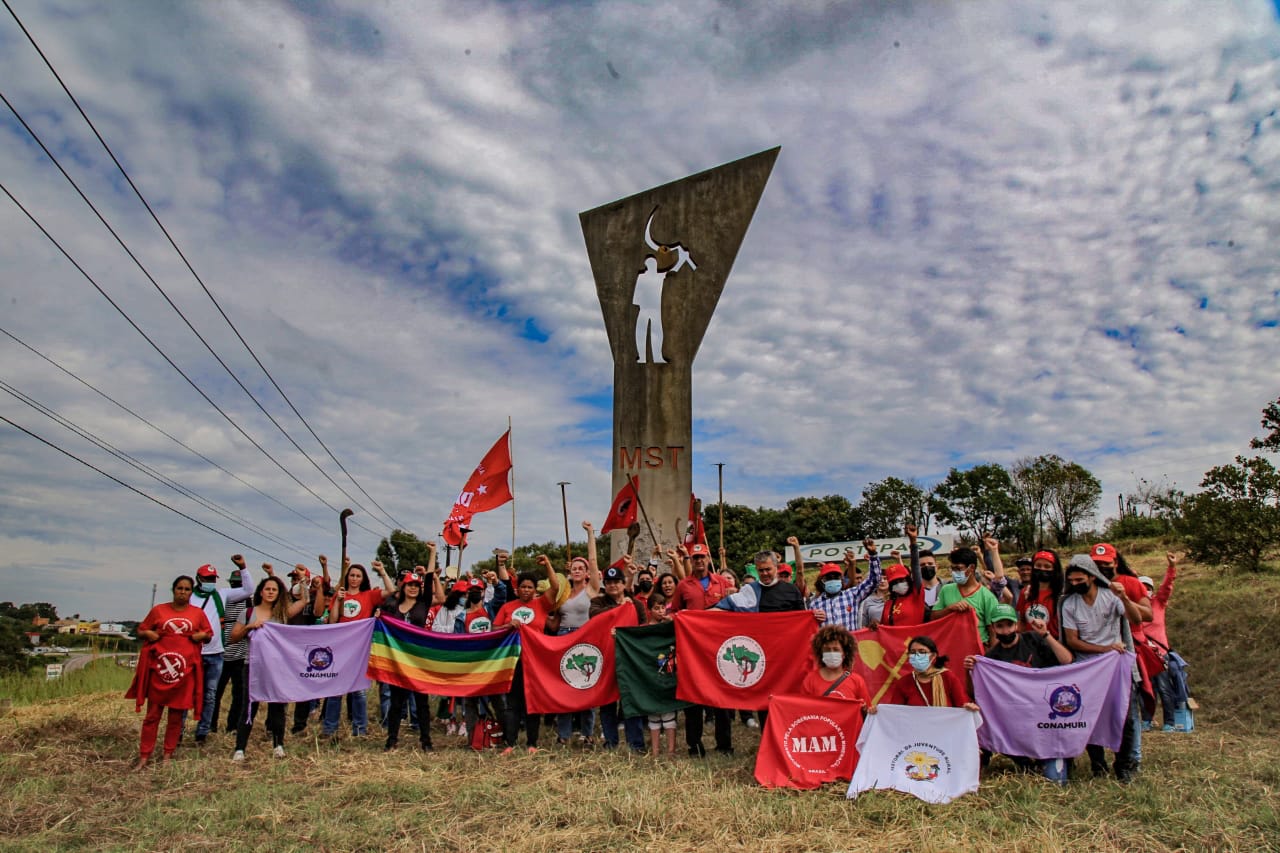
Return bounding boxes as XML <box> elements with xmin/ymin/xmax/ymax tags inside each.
<box><xmin>441</xmin><ymin>431</ymin><xmax>513</xmax><ymax>546</ymax></box>
<box><xmin>754</xmin><ymin>693</ymin><xmax>865</xmax><ymax>789</ymax></box>
<box><xmin>519</xmin><ymin>605</ymin><xmax>639</xmax><ymax>713</ymax></box>
<box><xmin>601</xmin><ymin>476</ymin><xmax>640</xmax><ymax>534</ymax></box>
<box><xmin>683</xmin><ymin>494</ymin><xmax>708</xmax><ymax>548</ymax></box>
<box><xmin>673</xmin><ymin>610</ymin><xmax>818</xmax><ymax>710</ymax></box>
<box><xmin>852</xmin><ymin>609</ymin><xmax>983</xmax><ymax>706</ymax></box>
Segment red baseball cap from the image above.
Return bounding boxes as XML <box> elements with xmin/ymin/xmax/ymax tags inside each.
<box><xmin>1091</xmin><ymin>543</ymin><xmax>1118</xmax><ymax>564</ymax></box>
<box><xmin>818</xmin><ymin>563</ymin><xmax>843</xmax><ymax>579</ymax></box>
<box><xmin>885</xmin><ymin>563</ymin><xmax>909</xmax><ymax>582</ymax></box>
<box><xmin>401</xmin><ymin>573</ymin><xmax>422</xmax><ymax>585</ymax></box>
<box><xmin>450</xmin><ymin>580</ymin><xmax>470</xmax><ymax>594</ymax></box>
<box><xmin>688</xmin><ymin>543</ymin><xmax>711</xmax><ymax>558</ymax></box>
<box><xmin>196</xmin><ymin>564</ymin><xmax>217</xmax><ymax>579</ymax></box>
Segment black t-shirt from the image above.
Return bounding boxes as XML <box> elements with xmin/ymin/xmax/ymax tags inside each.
<box><xmin>381</xmin><ymin>598</ymin><xmax>432</xmax><ymax>628</ymax></box>
<box><xmin>758</xmin><ymin>581</ymin><xmax>805</xmax><ymax>612</ymax></box>
<box><xmin>986</xmin><ymin>632</ymin><xmax>1058</xmax><ymax>668</ymax></box>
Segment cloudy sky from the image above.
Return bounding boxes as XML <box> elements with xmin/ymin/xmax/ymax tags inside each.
<box><xmin>1</xmin><ymin>0</ymin><xmax>1277</xmax><ymax>619</ymax></box>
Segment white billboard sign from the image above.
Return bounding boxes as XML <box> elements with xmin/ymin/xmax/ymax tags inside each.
<box><xmin>799</xmin><ymin>534</ymin><xmax>954</xmax><ymax>564</ymax></box>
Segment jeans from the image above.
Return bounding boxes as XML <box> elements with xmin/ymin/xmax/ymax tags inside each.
<box><xmin>213</xmin><ymin>657</ymin><xmax>246</xmax><ymax>733</ymax></box>
<box><xmin>195</xmin><ymin>653</ymin><xmax>224</xmax><ymax>738</ymax></box>
<box><xmin>1148</xmin><ymin>670</ymin><xmax>1178</xmax><ymax>727</ymax></box>
<box><xmin>1087</xmin><ymin>682</ymin><xmax>1142</xmax><ymax>778</ymax></box>
<box><xmin>379</xmin><ymin>682</ymin><xmax>420</xmax><ymax>730</ymax></box>
<box><xmin>685</xmin><ymin>705</ymin><xmax>732</xmax><ymax>754</ymax></box>
<box><xmin>236</xmin><ymin>701</ymin><xmax>285</xmax><ymax>751</ymax></box>
<box><xmin>557</xmin><ymin>706</ymin><xmax>596</xmax><ymax>742</ymax></box>
<box><xmin>322</xmin><ymin>689</ymin><xmax>368</xmax><ymax>736</ymax></box>
<box><xmin>598</xmin><ymin>702</ymin><xmax>647</xmax><ymax>752</ymax></box>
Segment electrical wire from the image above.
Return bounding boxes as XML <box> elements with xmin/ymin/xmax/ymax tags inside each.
<box><xmin>1</xmin><ymin>0</ymin><xmax>407</xmax><ymax>531</ymax></box>
<box><xmin>0</xmin><ymin>412</ymin><xmax>291</xmax><ymax>563</ymax></box>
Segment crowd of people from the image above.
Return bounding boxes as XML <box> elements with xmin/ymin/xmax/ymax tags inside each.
<box><xmin>129</xmin><ymin>521</ymin><xmax>1185</xmax><ymax>786</ymax></box>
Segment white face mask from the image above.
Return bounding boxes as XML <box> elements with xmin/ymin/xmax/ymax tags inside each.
<box><xmin>821</xmin><ymin>651</ymin><xmax>843</xmax><ymax>669</ymax></box>
<box><xmin>890</xmin><ymin>581</ymin><xmax>909</xmax><ymax>596</ymax></box>
<box><xmin>758</xmin><ymin>576</ymin><xmax>778</xmax><ymax>587</ymax></box>
<box><xmin>952</xmin><ymin>569</ymin><xmax>969</xmax><ymax>585</ymax></box>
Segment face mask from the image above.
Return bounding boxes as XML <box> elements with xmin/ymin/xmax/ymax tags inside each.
<box><xmin>1098</xmin><ymin>564</ymin><xmax>1115</xmax><ymax>580</ymax></box>
<box><xmin>823</xmin><ymin>579</ymin><xmax>842</xmax><ymax>595</ymax></box>
<box><xmin>995</xmin><ymin>630</ymin><xmax>1018</xmax><ymax>645</ymax></box>
<box><xmin>636</xmin><ymin>579</ymin><xmax>654</xmax><ymax>593</ymax></box>
<box><xmin>821</xmin><ymin>651</ymin><xmax>843</xmax><ymax>668</ymax></box>
<box><xmin>920</xmin><ymin>566</ymin><xmax>937</xmax><ymax>581</ymax></box>
<box><xmin>952</xmin><ymin>570</ymin><xmax>968</xmax><ymax>585</ymax></box>
<box><xmin>1069</xmin><ymin>581</ymin><xmax>1091</xmax><ymax>596</ymax></box>
<box><xmin>1033</xmin><ymin>570</ymin><xmax>1054</xmax><ymax>583</ymax></box>
<box><xmin>198</xmin><ymin>581</ymin><xmax>216</xmax><ymax>593</ymax></box>
<box><xmin>908</xmin><ymin>652</ymin><xmax>933</xmax><ymax>673</ymax></box>
<box><xmin>890</xmin><ymin>581</ymin><xmax>909</xmax><ymax>596</ymax></box>
<box><xmin>759</xmin><ymin>576</ymin><xmax>778</xmax><ymax>587</ymax></box>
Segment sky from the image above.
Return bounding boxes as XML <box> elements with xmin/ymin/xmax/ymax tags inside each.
<box><xmin>1</xmin><ymin>0</ymin><xmax>1278</xmax><ymax>619</ymax></box>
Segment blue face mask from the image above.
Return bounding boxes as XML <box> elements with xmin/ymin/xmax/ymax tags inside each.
<box><xmin>952</xmin><ymin>570</ymin><xmax>968</xmax><ymax>585</ymax></box>
<box><xmin>823</xmin><ymin>579</ymin><xmax>842</xmax><ymax>595</ymax></box>
<box><xmin>908</xmin><ymin>652</ymin><xmax>933</xmax><ymax>673</ymax></box>
<box><xmin>198</xmin><ymin>581</ymin><xmax>217</xmax><ymax>593</ymax></box>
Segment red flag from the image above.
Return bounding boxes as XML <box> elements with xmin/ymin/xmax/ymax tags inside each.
<box><xmin>852</xmin><ymin>609</ymin><xmax>983</xmax><ymax>706</ymax></box>
<box><xmin>519</xmin><ymin>604</ymin><xmax>638</xmax><ymax>713</ymax></box>
<box><xmin>673</xmin><ymin>610</ymin><xmax>818</xmax><ymax>710</ymax></box>
<box><xmin>600</xmin><ymin>476</ymin><xmax>640</xmax><ymax>534</ymax></box>
<box><xmin>754</xmin><ymin>693</ymin><xmax>865</xmax><ymax>789</ymax></box>
<box><xmin>683</xmin><ymin>494</ymin><xmax>707</xmax><ymax>548</ymax></box>
<box><xmin>441</xmin><ymin>430</ymin><xmax>513</xmax><ymax>546</ymax></box>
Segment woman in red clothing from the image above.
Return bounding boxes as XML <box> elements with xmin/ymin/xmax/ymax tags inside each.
<box><xmin>878</xmin><ymin>635</ymin><xmax>979</xmax><ymax>710</ymax></box>
<box><xmin>800</xmin><ymin>625</ymin><xmax>870</xmax><ymax>705</ymax></box>
<box><xmin>1017</xmin><ymin>550</ymin><xmax>1063</xmax><ymax>638</ymax></box>
<box><xmin>127</xmin><ymin>575</ymin><xmax>213</xmax><ymax>769</ymax></box>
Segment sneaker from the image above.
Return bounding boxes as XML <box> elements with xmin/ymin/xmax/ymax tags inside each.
<box><xmin>232</xmin><ymin>750</ymin><xmax>245</xmax><ymax>762</ymax></box>
<box><xmin>272</xmin><ymin>745</ymin><xmax>285</xmax><ymax>759</ymax></box>
<box><xmin>501</xmin><ymin>747</ymin><xmax>515</xmax><ymax>756</ymax></box>
<box><xmin>746</xmin><ymin>718</ymin><xmax>759</xmax><ymax>729</ymax></box>
<box><xmin>446</xmin><ymin>721</ymin><xmax>457</xmax><ymax>736</ymax></box>
<box><xmin>1141</xmin><ymin>721</ymin><xmax>1152</xmax><ymax>732</ymax></box>
<box><xmin>457</xmin><ymin>724</ymin><xmax>467</xmax><ymax>740</ymax></box>
<box><xmin>527</xmin><ymin>747</ymin><xmax>539</xmax><ymax>755</ymax></box>
<box><xmin>1161</xmin><ymin>724</ymin><xmax>1176</xmax><ymax>732</ymax></box>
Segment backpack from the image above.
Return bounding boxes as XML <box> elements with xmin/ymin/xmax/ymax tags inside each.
<box><xmin>469</xmin><ymin>716</ymin><xmax>503</xmax><ymax>750</ymax></box>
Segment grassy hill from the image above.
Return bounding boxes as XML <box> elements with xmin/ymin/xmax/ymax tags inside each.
<box><xmin>0</xmin><ymin>542</ymin><xmax>1276</xmax><ymax>852</ymax></box>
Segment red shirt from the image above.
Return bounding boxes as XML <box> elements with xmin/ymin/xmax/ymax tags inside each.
<box><xmin>495</xmin><ymin>596</ymin><xmax>553</xmax><ymax>631</ymax></box>
<box><xmin>801</xmin><ymin>669</ymin><xmax>870</xmax><ymax>704</ymax></box>
<box><xmin>464</xmin><ymin>608</ymin><xmax>495</xmax><ymax>633</ymax></box>
<box><xmin>881</xmin><ymin>669</ymin><xmax>970</xmax><ymax>708</ymax></box>
<box><xmin>337</xmin><ymin>588</ymin><xmax>385</xmax><ymax>622</ymax></box>
<box><xmin>1114</xmin><ymin>575</ymin><xmax>1149</xmax><ymax>641</ymax></box>
<box><xmin>1017</xmin><ymin>586</ymin><xmax>1059</xmax><ymax>638</ymax></box>
<box><xmin>882</xmin><ymin>589</ymin><xmax>928</xmax><ymax>627</ymax></box>
<box><xmin>669</xmin><ymin>573</ymin><xmax>730</xmax><ymax>612</ymax></box>
<box><xmin>140</xmin><ymin>601</ymin><xmax>213</xmax><ymax>640</ymax></box>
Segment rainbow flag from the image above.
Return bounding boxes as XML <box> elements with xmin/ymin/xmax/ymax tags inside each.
<box><xmin>368</xmin><ymin>616</ymin><xmax>521</xmax><ymax>697</ymax></box>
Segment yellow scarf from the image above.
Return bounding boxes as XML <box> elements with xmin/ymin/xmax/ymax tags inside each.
<box><xmin>912</xmin><ymin>667</ymin><xmax>951</xmax><ymax>707</ymax></box>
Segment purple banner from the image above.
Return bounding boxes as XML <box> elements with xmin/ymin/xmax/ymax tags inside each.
<box><xmin>247</xmin><ymin>619</ymin><xmax>375</xmax><ymax>703</ymax></box>
<box><xmin>972</xmin><ymin>651</ymin><xmax>1134</xmax><ymax>758</ymax></box>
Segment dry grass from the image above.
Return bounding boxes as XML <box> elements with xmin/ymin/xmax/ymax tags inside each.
<box><xmin>0</xmin><ymin>547</ymin><xmax>1276</xmax><ymax>852</ymax></box>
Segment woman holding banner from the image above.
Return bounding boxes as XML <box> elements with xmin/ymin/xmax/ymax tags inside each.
<box><xmin>128</xmin><ymin>575</ymin><xmax>213</xmax><ymax>769</ymax></box>
<box><xmin>801</xmin><ymin>625</ymin><xmax>871</xmax><ymax>705</ymax></box>
<box><xmin>229</xmin><ymin>575</ymin><xmax>308</xmax><ymax>761</ymax></box>
<box><xmin>380</xmin><ymin>572</ymin><xmax>436</xmax><ymax>752</ymax></box>
<box><xmin>322</xmin><ymin>560</ymin><xmax>396</xmax><ymax>739</ymax></box>
<box><xmin>554</xmin><ymin>521</ymin><xmax>603</xmax><ymax>745</ymax></box>
<box><xmin>879</xmin><ymin>636</ymin><xmax>978</xmax><ymax>710</ymax></box>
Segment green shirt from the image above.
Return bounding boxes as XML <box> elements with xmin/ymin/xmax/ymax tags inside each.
<box><xmin>932</xmin><ymin>582</ymin><xmax>1001</xmax><ymax>643</ymax></box>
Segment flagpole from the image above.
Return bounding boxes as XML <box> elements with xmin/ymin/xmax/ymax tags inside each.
<box><xmin>508</xmin><ymin>416</ymin><xmax>516</xmax><ymax>560</ymax></box>
<box><xmin>714</xmin><ymin>462</ymin><xmax>725</xmax><ymax>555</ymax></box>
<box><xmin>629</xmin><ymin>476</ymin><xmax>659</xmax><ymax>546</ymax></box>
<box><xmin>558</xmin><ymin>481</ymin><xmax>572</xmax><ymax>559</ymax></box>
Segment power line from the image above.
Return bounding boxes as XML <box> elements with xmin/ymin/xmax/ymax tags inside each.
<box><xmin>1</xmin><ymin>0</ymin><xmax>407</xmax><ymax>532</ymax></box>
<box><xmin>0</xmin><ymin>324</ymin><xmax>330</xmax><ymax>533</ymax></box>
<box><xmin>0</xmin><ymin>89</ymin><xmax>395</xmax><ymax>536</ymax></box>
<box><xmin>0</xmin><ymin>378</ymin><xmax>312</xmax><ymax>557</ymax></box>
<box><xmin>0</xmin><ymin>180</ymin><xmax>383</xmax><ymax>538</ymax></box>
<box><xmin>0</xmin><ymin>412</ymin><xmax>291</xmax><ymax>563</ymax></box>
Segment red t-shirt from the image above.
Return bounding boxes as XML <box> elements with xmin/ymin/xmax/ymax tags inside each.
<box><xmin>1114</xmin><ymin>575</ymin><xmax>1148</xmax><ymax>641</ymax></box>
<box><xmin>495</xmin><ymin>596</ymin><xmax>553</xmax><ymax>631</ymax></box>
<box><xmin>881</xmin><ymin>669</ymin><xmax>970</xmax><ymax>708</ymax></box>
<box><xmin>881</xmin><ymin>589</ymin><xmax>928</xmax><ymax>627</ymax></box>
<box><xmin>140</xmin><ymin>601</ymin><xmax>213</xmax><ymax>639</ymax></box>
<box><xmin>337</xmin><ymin>588</ymin><xmax>385</xmax><ymax>622</ymax></box>
<box><xmin>801</xmin><ymin>669</ymin><xmax>870</xmax><ymax>704</ymax></box>
<box><xmin>464</xmin><ymin>608</ymin><xmax>494</xmax><ymax>634</ymax></box>
<box><xmin>669</xmin><ymin>573</ymin><xmax>730</xmax><ymax>611</ymax></box>
<box><xmin>1017</xmin><ymin>586</ymin><xmax>1059</xmax><ymax>638</ymax></box>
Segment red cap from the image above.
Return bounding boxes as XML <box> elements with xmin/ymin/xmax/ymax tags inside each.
<box><xmin>818</xmin><ymin>563</ymin><xmax>843</xmax><ymax>579</ymax></box>
<box><xmin>778</xmin><ymin>564</ymin><xmax>793</xmax><ymax>577</ymax></box>
<box><xmin>688</xmin><ymin>543</ymin><xmax>711</xmax><ymax>558</ymax></box>
<box><xmin>450</xmin><ymin>580</ymin><xmax>470</xmax><ymax>594</ymax></box>
<box><xmin>1033</xmin><ymin>550</ymin><xmax>1056</xmax><ymax>565</ymax></box>
<box><xmin>1091</xmin><ymin>543</ymin><xmax>1118</xmax><ymax>564</ymax></box>
<box><xmin>196</xmin><ymin>564</ymin><xmax>217</xmax><ymax>579</ymax></box>
<box><xmin>469</xmin><ymin>577</ymin><xmax>484</xmax><ymax>589</ymax></box>
<box><xmin>885</xmin><ymin>563</ymin><xmax>909</xmax><ymax>582</ymax></box>
<box><xmin>401</xmin><ymin>573</ymin><xmax>422</xmax><ymax>585</ymax></box>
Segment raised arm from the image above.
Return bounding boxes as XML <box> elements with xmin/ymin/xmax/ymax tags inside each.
<box><xmin>285</xmin><ymin>576</ymin><xmax>310</xmax><ymax>619</ymax></box>
<box><xmin>1155</xmin><ymin>553</ymin><xmax>1177</xmax><ymax>605</ymax></box>
<box><xmin>667</xmin><ymin>546</ymin><xmax>688</xmax><ymax>580</ymax></box>
<box><xmin>906</xmin><ymin>525</ymin><xmax>922</xmax><ymax>587</ymax></box>
<box><xmin>318</xmin><ymin>554</ymin><xmax>331</xmax><ymax>587</ymax></box>
<box><xmin>537</xmin><ymin>554</ymin><xmax>561</xmax><ymax>606</ymax></box>
<box><xmin>371</xmin><ymin>560</ymin><xmax>396</xmax><ymax>597</ymax></box>
<box><xmin>583</xmin><ymin>520</ymin><xmax>602</xmax><ymax>595</ymax></box>
<box><xmin>787</xmin><ymin>536</ymin><xmax>808</xmax><ymax>596</ymax></box>
<box><xmin>982</xmin><ymin>534</ymin><xmax>1012</xmax><ymax>603</ymax></box>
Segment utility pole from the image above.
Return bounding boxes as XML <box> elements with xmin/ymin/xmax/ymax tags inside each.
<box><xmin>714</xmin><ymin>462</ymin><xmax>726</xmax><ymax>556</ymax></box>
<box><xmin>558</xmin><ymin>481</ymin><xmax>572</xmax><ymax>559</ymax></box>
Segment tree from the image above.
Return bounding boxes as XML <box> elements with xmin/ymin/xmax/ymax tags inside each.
<box><xmin>1011</xmin><ymin>455</ymin><xmax>1062</xmax><ymax>548</ymax></box>
<box><xmin>1179</xmin><ymin>455</ymin><xmax>1280</xmax><ymax>573</ymax></box>
<box><xmin>857</xmin><ymin>477</ymin><xmax>930</xmax><ymax>537</ymax></box>
<box><xmin>1046</xmin><ymin>462</ymin><xmax>1103</xmax><ymax>546</ymax></box>
<box><xmin>0</xmin><ymin>618</ymin><xmax>33</xmax><ymax>674</ymax></box>
<box><xmin>1249</xmin><ymin>396</ymin><xmax>1280</xmax><ymax>452</ymax></box>
<box><xmin>781</xmin><ymin>495</ymin><xmax>864</xmax><ymax>544</ymax></box>
<box><xmin>375</xmin><ymin>529</ymin><xmax>436</xmax><ymax>577</ymax></box>
<box><xmin>928</xmin><ymin>464</ymin><xmax>1026</xmax><ymax>542</ymax></box>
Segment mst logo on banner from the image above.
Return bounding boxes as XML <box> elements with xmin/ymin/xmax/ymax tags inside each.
<box><xmin>674</xmin><ymin>611</ymin><xmax>817</xmax><ymax>711</ymax></box>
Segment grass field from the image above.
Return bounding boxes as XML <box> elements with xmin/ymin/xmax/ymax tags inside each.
<box><xmin>1</xmin><ymin>545</ymin><xmax>1277</xmax><ymax>852</ymax></box>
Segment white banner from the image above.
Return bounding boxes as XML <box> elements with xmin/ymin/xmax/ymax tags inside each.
<box><xmin>846</xmin><ymin>705</ymin><xmax>982</xmax><ymax>805</ymax></box>
<box><xmin>799</xmin><ymin>535</ymin><xmax>954</xmax><ymax>564</ymax></box>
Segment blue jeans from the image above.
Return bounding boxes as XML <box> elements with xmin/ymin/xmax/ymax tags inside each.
<box><xmin>380</xmin><ymin>682</ymin><xmax>418</xmax><ymax>729</ymax></box>
<box><xmin>195</xmin><ymin>653</ymin><xmax>224</xmax><ymax>738</ymax></box>
<box><xmin>322</xmin><ymin>689</ymin><xmax>368</xmax><ymax>736</ymax></box>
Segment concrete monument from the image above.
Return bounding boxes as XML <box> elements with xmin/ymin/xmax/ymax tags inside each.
<box><xmin>580</xmin><ymin>147</ymin><xmax>779</xmax><ymax>559</ymax></box>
